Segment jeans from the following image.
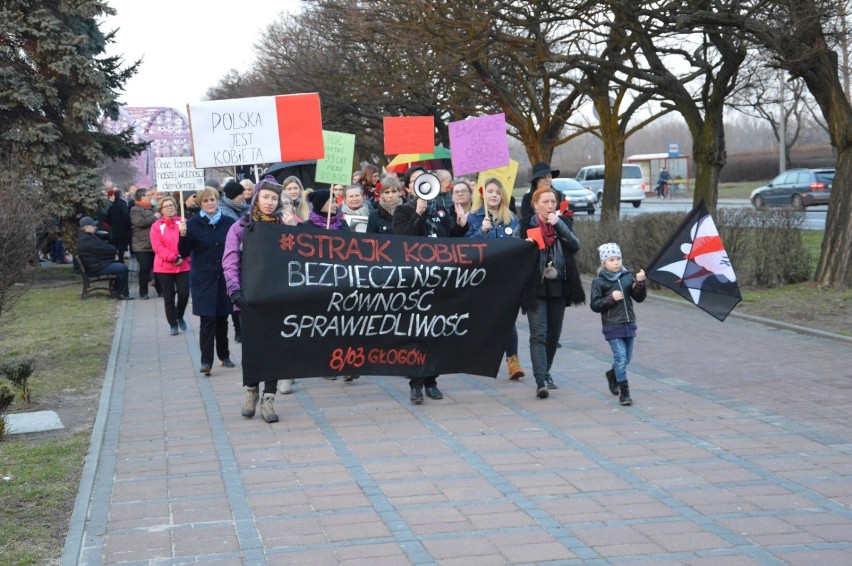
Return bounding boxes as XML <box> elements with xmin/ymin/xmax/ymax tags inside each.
<box><xmin>526</xmin><ymin>297</ymin><xmax>565</xmax><ymax>387</ymax></box>
<box><xmin>199</xmin><ymin>315</ymin><xmax>229</xmax><ymax>366</ymax></box>
<box><xmin>91</xmin><ymin>262</ymin><xmax>130</xmax><ymax>297</ymax></box>
<box><xmin>608</xmin><ymin>337</ymin><xmax>634</xmax><ymax>383</ymax></box>
<box><xmin>156</xmin><ymin>272</ymin><xmax>189</xmax><ymax>326</ymax></box>
<box><xmin>504</xmin><ymin>323</ymin><xmax>519</xmax><ymax>357</ymax></box>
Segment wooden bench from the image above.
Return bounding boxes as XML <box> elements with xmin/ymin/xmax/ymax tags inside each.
<box><xmin>75</xmin><ymin>255</ymin><xmax>117</xmax><ymax>299</ymax></box>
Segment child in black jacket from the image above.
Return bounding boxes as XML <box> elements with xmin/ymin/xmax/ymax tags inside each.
<box><xmin>589</xmin><ymin>243</ymin><xmax>646</xmax><ymax>405</ymax></box>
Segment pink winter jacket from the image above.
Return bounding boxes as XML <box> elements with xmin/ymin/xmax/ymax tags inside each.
<box><xmin>150</xmin><ymin>216</ymin><xmax>192</xmax><ymax>274</ymax></box>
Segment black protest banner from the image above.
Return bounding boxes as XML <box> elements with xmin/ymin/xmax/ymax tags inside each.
<box><xmin>239</xmin><ymin>224</ymin><xmax>537</xmax><ymax>383</ymax></box>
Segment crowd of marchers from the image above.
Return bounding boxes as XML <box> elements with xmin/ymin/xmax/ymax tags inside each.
<box><xmin>75</xmin><ymin>162</ymin><xmax>645</xmax><ymax>423</ymax></box>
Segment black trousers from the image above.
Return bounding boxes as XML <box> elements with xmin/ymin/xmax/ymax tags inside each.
<box><xmin>135</xmin><ymin>251</ymin><xmax>160</xmax><ymax>297</ymax></box>
<box><xmin>199</xmin><ymin>315</ymin><xmax>229</xmax><ymax>366</ymax></box>
<box><xmin>232</xmin><ymin>311</ymin><xmax>241</xmax><ymax>337</ymax></box>
<box><xmin>155</xmin><ymin>271</ymin><xmax>189</xmax><ymax>326</ymax></box>
<box><xmin>409</xmin><ymin>375</ymin><xmax>438</xmax><ymax>389</ymax></box>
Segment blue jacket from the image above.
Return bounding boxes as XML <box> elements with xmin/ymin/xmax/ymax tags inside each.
<box><xmin>178</xmin><ymin>212</ymin><xmax>236</xmax><ymax>317</ymax></box>
<box><xmin>465</xmin><ymin>208</ymin><xmax>519</xmax><ymax>239</ymax></box>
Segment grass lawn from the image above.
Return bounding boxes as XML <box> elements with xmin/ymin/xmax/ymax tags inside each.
<box><xmin>0</xmin><ymin>265</ymin><xmax>116</xmax><ymax>566</ymax></box>
<box><xmin>718</xmin><ymin>181</ymin><xmax>761</xmax><ymax>199</ymax></box>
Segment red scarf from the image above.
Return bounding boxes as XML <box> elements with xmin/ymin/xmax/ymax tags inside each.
<box><xmin>538</xmin><ymin>215</ymin><xmax>556</xmax><ymax>247</ymax></box>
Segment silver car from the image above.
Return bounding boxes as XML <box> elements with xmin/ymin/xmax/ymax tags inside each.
<box><xmin>575</xmin><ymin>164</ymin><xmax>647</xmax><ymax>208</ymax></box>
<box><xmin>551</xmin><ymin>178</ymin><xmax>597</xmax><ymax>215</ymax></box>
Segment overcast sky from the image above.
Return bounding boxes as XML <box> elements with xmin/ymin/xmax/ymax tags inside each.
<box><xmin>103</xmin><ymin>0</ymin><xmax>302</xmax><ymax>110</ymax></box>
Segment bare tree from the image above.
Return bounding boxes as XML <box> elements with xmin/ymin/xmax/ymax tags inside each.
<box><xmin>0</xmin><ymin>161</ymin><xmax>47</xmax><ymax>329</ymax></box>
<box><xmin>685</xmin><ymin>0</ymin><xmax>852</xmax><ymax>288</ymax></box>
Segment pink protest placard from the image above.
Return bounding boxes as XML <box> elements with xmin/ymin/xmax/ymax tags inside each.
<box><xmin>383</xmin><ymin>116</ymin><xmax>434</xmax><ymax>154</ymax></box>
<box><xmin>448</xmin><ymin>113</ymin><xmax>510</xmax><ymax>176</ymax></box>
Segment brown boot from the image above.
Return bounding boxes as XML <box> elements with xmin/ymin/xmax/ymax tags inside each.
<box><xmin>260</xmin><ymin>393</ymin><xmax>279</xmax><ymax>423</ymax></box>
<box><xmin>241</xmin><ymin>386</ymin><xmax>259</xmax><ymax>418</ymax></box>
<box><xmin>506</xmin><ymin>355</ymin><xmax>525</xmax><ymax>380</ymax></box>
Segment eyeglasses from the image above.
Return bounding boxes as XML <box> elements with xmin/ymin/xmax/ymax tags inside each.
<box><xmin>161</xmin><ymin>204</ymin><xmax>176</xmax><ymax>209</ymax></box>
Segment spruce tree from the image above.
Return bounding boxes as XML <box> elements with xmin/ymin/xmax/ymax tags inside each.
<box><xmin>0</xmin><ymin>0</ymin><xmax>146</xmax><ymax>242</ymax></box>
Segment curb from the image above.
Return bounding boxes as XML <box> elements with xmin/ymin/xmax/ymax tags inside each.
<box><xmin>649</xmin><ymin>290</ymin><xmax>852</xmax><ymax>345</ymax></box>
<box><xmin>579</xmin><ymin>275</ymin><xmax>851</xmax><ymax>345</ymax></box>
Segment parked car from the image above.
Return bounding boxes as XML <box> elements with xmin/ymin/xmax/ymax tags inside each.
<box><xmin>750</xmin><ymin>168</ymin><xmax>834</xmax><ymax>210</ymax></box>
<box><xmin>575</xmin><ymin>164</ymin><xmax>646</xmax><ymax>208</ymax></box>
<box><xmin>551</xmin><ymin>178</ymin><xmax>597</xmax><ymax>215</ymax></box>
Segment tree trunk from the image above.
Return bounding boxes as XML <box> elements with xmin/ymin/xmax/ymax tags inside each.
<box><xmin>797</xmin><ymin>46</ymin><xmax>852</xmax><ymax>289</ymax></box>
<box><xmin>523</xmin><ymin>140</ymin><xmax>555</xmax><ymax>166</ymax></box>
<box><xmin>599</xmin><ymin>135</ymin><xmax>626</xmax><ymax>224</ymax></box>
<box><xmin>685</xmin><ymin>111</ymin><xmax>726</xmax><ymax>214</ymax></box>
<box><xmin>815</xmin><ymin>145</ymin><xmax>852</xmax><ymax>288</ymax></box>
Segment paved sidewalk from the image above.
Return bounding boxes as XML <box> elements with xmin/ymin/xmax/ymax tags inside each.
<box><xmin>62</xmin><ymin>289</ymin><xmax>852</xmax><ymax>565</ymax></box>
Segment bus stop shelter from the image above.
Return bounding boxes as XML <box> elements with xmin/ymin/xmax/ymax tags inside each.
<box><xmin>626</xmin><ymin>153</ymin><xmax>691</xmax><ymax>195</ymax></box>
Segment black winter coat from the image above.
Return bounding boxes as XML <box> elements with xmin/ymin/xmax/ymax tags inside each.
<box><xmin>178</xmin><ymin>214</ymin><xmax>236</xmax><ymax>317</ymax></box>
<box><xmin>393</xmin><ymin>200</ymin><xmax>467</xmax><ymax>237</ymax></box>
<box><xmin>366</xmin><ymin>205</ymin><xmax>395</xmax><ymax>234</ymax></box>
<box><xmin>107</xmin><ymin>200</ymin><xmax>132</xmax><ymax>243</ymax></box>
<box><xmin>589</xmin><ymin>268</ymin><xmax>647</xmax><ymax>326</ymax></box>
<box><xmin>517</xmin><ymin>214</ymin><xmax>585</xmax><ymax>312</ymax></box>
<box><xmin>76</xmin><ymin>231</ymin><xmax>119</xmax><ymax>274</ymax></box>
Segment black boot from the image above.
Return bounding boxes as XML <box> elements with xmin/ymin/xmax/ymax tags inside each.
<box><xmin>619</xmin><ymin>381</ymin><xmax>632</xmax><ymax>406</ymax></box>
<box><xmin>605</xmin><ymin>369</ymin><xmax>619</xmax><ymax>395</ymax></box>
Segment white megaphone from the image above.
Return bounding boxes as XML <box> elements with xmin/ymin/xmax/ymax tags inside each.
<box><xmin>412</xmin><ymin>173</ymin><xmax>441</xmax><ymax>201</ymax></box>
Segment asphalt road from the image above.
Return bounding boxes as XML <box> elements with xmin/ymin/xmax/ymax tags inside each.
<box><xmin>584</xmin><ymin>197</ymin><xmax>828</xmax><ymax>231</ymax></box>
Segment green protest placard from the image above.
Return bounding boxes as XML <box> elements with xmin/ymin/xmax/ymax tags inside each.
<box><xmin>314</xmin><ymin>130</ymin><xmax>355</xmax><ymax>185</ymax></box>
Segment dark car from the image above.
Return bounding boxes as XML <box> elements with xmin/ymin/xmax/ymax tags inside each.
<box><xmin>551</xmin><ymin>178</ymin><xmax>598</xmax><ymax>215</ymax></box>
<box><xmin>750</xmin><ymin>168</ymin><xmax>834</xmax><ymax>210</ymax></box>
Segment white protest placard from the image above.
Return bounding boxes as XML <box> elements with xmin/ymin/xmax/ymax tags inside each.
<box><xmin>187</xmin><ymin>97</ymin><xmax>279</xmax><ymax>168</ymax></box>
<box><xmin>187</xmin><ymin>93</ymin><xmax>324</xmax><ymax>168</ymax></box>
<box><xmin>155</xmin><ymin>157</ymin><xmax>205</xmax><ymax>192</ymax></box>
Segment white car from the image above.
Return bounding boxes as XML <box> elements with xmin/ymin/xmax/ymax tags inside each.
<box><xmin>575</xmin><ymin>164</ymin><xmax>647</xmax><ymax>208</ymax></box>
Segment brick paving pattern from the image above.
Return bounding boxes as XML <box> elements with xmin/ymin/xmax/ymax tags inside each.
<box><xmin>62</xmin><ymin>289</ymin><xmax>852</xmax><ymax>565</ymax></box>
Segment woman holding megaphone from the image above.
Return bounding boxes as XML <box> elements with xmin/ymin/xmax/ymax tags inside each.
<box><xmin>393</xmin><ymin>167</ymin><xmax>469</xmax><ymax>405</ymax></box>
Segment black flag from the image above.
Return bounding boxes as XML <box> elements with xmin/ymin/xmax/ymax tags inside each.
<box><xmin>647</xmin><ymin>200</ymin><xmax>741</xmax><ymax>321</ymax></box>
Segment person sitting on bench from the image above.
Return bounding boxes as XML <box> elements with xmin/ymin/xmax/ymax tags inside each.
<box><xmin>76</xmin><ymin>216</ymin><xmax>133</xmax><ymax>300</ymax></box>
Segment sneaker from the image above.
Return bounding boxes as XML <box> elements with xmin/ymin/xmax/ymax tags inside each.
<box><xmin>220</xmin><ymin>358</ymin><xmax>235</xmax><ymax>368</ymax></box>
<box><xmin>200</xmin><ymin>364</ymin><xmax>211</xmax><ymax>376</ymax></box>
<box><xmin>178</xmin><ymin>319</ymin><xmax>187</xmax><ymax>331</ymax></box>
<box><xmin>545</xmin><ymin>377</ymin><xmax>558</xmax><ymax>389</ymax></box>
<box><xmin>410</xmin><ymin>387</ymin><xmax>424</xmax><ymax>405</ymax></box>
<box><xmin>425</xmin><ymin>386</ymin><xmax>443</xmax><ymax>399</ymax></box>
<box><xmin>536</xmin><ymin>387</ymin><xmax>549</xmax><ymax>399</ymax></box>
<box><xmin>278</xmin><ymin>379</ymin><xmax>294</xmax><ymax>394</ymax></box>
<box><xmin>169</xmin><ymin>325</ymin><xmax>178</xmax><ymax>336</ymax></box>
<box><xmin>343</xmin><ymin>375</ymin><xmax>359</xmax><ymax>382</ymax></box>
